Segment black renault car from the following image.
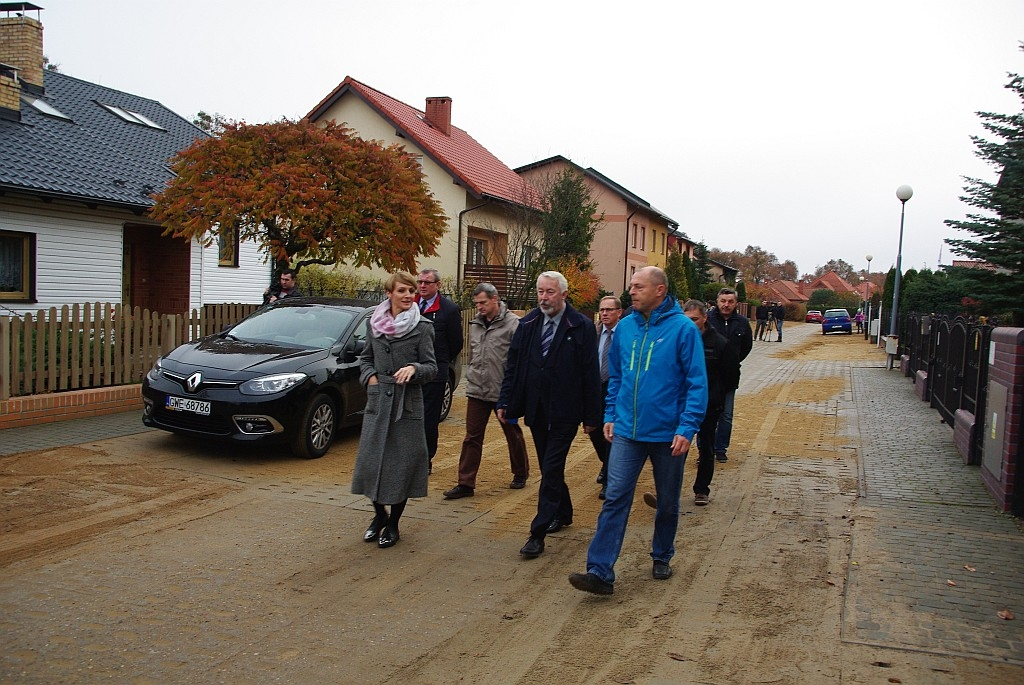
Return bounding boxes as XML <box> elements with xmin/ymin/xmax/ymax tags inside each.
<box><xmin>142</xmin><ymin>298</ymin><xmax>373</xmax><ymax>458</ymax></box>
<box><xmin>143</xmin><ymin>297</ymin><xmax>462</xmax><ymax>458</ymax></box>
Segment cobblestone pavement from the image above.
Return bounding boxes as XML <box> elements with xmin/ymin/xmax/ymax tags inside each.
<box><xmin>844</xmin><ymin>358</ymin><xmax>1024</xmax><ymax>665</ymax></box>
<box><xmin>0</xmin><ymin>412</ymin><xmax>152</xmax><ymax>456</ymax></box>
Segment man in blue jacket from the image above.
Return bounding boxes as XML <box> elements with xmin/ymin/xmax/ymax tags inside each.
<box><xmin>569</xmin><ymin>266</ymin><xmax>708</xmax><ymax>595</ymax></box>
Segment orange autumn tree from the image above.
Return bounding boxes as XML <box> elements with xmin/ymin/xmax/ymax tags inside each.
<box><xmin>555</xmin><ymin>259</ymin><xmax>601</xmax><ymax>310</ymax></box>
<box><xmin>150</xmin><ymin>119</ymin><xmax>447</xmax><ymax>273</ymax></box>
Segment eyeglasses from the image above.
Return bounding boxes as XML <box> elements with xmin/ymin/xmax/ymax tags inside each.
<box><xmin>599</xmin><ymin>308</ymin><xmax>619</xmax><ymax>312</ymax></box>
<box><xmin>417</xmin><ymin>280</ymin><xmax>438</xmax><ymax>285</ymax></box>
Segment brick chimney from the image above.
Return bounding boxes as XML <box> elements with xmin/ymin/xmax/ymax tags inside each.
<box><xmin>424</xmin><ymin>96</ymin><xmax>451</xmax><ymax>136</ymax></box>
<box><xmin>0</xmin><ymin>63</ymin><xmax>19</xmax><ymax>120</ymax></box>
<box><xmin>0</xmin><ymin>12</ymin><xmax>44</xmax><ymax>92</ymax></box>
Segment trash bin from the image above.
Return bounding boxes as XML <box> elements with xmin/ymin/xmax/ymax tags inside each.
<box><xmin>884</xmin><ymin>335</ymin><xmax>899</xmax><ymax>355</ymax></box>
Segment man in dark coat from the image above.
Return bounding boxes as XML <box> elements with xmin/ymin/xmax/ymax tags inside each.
<box><xmin>772</xmin><ymin>302</ymin><xmax>786</xmax><ymax>342</ymax></box>
<box><xmin>416</xmin><ymin>268</ymin><xmax>464</xmax><ymax>471</ymax></box>
<box><xmin>590</xmin><ymin>295</ymin><xmax>622</xmax><ymax>499</ymax></box>
<box><xmin>683</xmin><ymin>299</ymin><xmax>740</xmax><ymax>505</ymax></box>
<box><xmin>754</xmin><ymin>302</ymin><xmax>769</xmax><ymax>341</ymax></box>
<box><xmin>498</xmin><ymin>271</ymin><xmax>602</xmax><ymax>559</ymax></box>
<box><xmin>706</xmin><ymin>287</ymin><xmax>753</xmax><ymax>463</ymax></box>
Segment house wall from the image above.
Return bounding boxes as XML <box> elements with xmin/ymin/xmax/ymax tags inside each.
<box><xmin>315</xmin><ymin>96</ymin><xmax>467</xmax><ymax>281</ymax></box>
<box><xmin>1</xmin><ymin>196</ymin><xmax>269</xmax><ymax>316</ymax></box>
<box><xmin>1</xmin><ymin>197</ymin><xmax>125</xmax><ymax>315</ymax></box>
<box><xmin>189</xmin><ymin>238</ymin><xmax>271</xmax><ymax>309</ymax></box>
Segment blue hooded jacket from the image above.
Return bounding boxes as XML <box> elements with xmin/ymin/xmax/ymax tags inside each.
<box><xmin>605</xmin><ymin>294</ymin><xmax>708</xmax><ymax>442</ymax></box>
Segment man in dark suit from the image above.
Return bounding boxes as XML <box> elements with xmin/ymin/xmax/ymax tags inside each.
<box><xmin>416</xmin><ymin>268</ymin><xmax>464</xmax><ymax>472</ymax></box>
<box><xmin>498</xmin><ymin>271</ymin><xmax>602</xmax><ymax>559</ymax></box>
<box><xmin>590</xmin><ymin>295</ymin><xmax>622</xmax><ymax>499</ymax></box>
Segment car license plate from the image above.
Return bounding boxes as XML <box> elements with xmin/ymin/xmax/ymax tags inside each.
<box><xmin>165</xmin><ymin>395</ymin><xmax>211</xmax><ymax>415</ymax></box>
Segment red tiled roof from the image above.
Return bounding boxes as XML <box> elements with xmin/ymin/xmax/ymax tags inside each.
<box><xmin>766</xmin><ymin>281</ymin><xmax>808</xmax><ymax>303</ymax></box>
<box><xmin>306</xmin><ymin>77</ymin><xmax>536</xmax><ymax>208</ymax></box>
<box><xmin>807</xmin><ymin>271</ymin><xmax>859</xmax><ymax>294</ymax></box>
<box><xmin>952</xmin><ymin>259</ymin><xmax>997</xmax><ymax>271</ymax></box>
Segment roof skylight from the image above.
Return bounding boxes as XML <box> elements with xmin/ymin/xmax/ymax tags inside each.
<box><xmin>99</xmin><ymin>103</ymin><xmax>165</xmax><ymax>130</ymax></box>
<box><xmin>23</xmin><ymin>95</ymin><xmax>71</xmax><ymax>120</ymax></box>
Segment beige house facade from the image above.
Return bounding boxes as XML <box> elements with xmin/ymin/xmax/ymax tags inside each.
<box><xmin>306</xmin><ymin>78</ymin><xmax>535</xmax><ymax>290</ymax></box>
<box><xmin>515</xmin><ymin>157</ymin><xmax>680</xmax><ymax>298</ymax></box>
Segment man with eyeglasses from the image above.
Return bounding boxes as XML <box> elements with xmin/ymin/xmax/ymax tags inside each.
<box><xmin>415</xmin><ymin>268</ymin><xmax>464</xmax><ymax>473</ymax></box>
<box><xmin>591</xmin><ymin>296</ymin><xmax>622</xmax><ymax>499</ymax></box>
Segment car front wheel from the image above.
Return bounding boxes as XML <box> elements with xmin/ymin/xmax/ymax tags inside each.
<box><xmin>439</xmin><ymin>370</ymin><xmax>455</xmax><ymax>422</ymax></box>
<box><xmin>292</xmin><ymin>394</ymin><xmax>336</xmax><ymax>459</ymax></box>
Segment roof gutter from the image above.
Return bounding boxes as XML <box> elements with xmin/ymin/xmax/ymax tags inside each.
<box><xmin>457</xmin><ymin>199</ymin><xmax>492</xmax><ymax>288</ymax></box>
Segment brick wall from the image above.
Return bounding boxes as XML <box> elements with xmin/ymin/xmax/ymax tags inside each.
<box><xmin>980</xmin><ymin>327</ymin><xmax>1024</xmax><ymax>513</ymax></box>
<box><xmin>0</xmin><ymin>385</ymin><xmax>142</xmax><ymax>430</ymax></box>
<box><xmin>0</xmin><ymin>16</ymin><xmax>44</xmax><ymax>88</ymax></box>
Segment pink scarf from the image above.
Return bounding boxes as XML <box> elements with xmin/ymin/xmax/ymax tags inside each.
<box><xmin>370</xmin><ymin>300</ymin><xmax>421</xmax><ymax>339</ymax></box>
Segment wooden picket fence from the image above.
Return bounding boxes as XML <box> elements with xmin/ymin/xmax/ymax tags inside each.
<box><xmin>0</xmin><ymin>302</ymin><xmax>260</xmax><ymax>401</ymax></box>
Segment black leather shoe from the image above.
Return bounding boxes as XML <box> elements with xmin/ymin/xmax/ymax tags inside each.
<box><xmin>598</xmin><ymin>485</ymin><xmax>606</xmax><ymax>500</ymax></box>
<box><xmin>378</xmin><ymin>525</ymin><xmax>400</xmax><ymax>548</ymax></box>
<box><xmin>569</xmin><ymin>572</ymin><xmax>614</xmax><ymax>595</ymax></box>
<box><xmin>443</xmin><ymin>484</ymin><xmax>474</xmax><ymax>499</ymax></box>
<box><xmin>520</xmin><ymin>536</ymin><xmax>544</xmax><ymax>558</ymax></box>
<box><xmin>363</xmin><ymin>515</ymin><xmax>387</xmax><ymax>543</ymax></box>
<box><xmin>546</xmin><ymin>518</ymin><xmax>572</xmax><ymax>534</ymax></box>
<box><xmin>596</xmin><ymin>471</ymin><xmax>606</xmax><ymax>484</ymax></box>
<box><xmin>653</xmin><ymin>561</ymin><xmax>672</xmax><ymax>580</ymax></box>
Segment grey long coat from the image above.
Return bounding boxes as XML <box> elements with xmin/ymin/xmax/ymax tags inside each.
<box><xmin>351</xmin><ymin>320</ymin><xmax>437</xmax><ymax>504</ymax></box>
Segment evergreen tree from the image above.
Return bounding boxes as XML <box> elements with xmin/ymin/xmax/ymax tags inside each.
<box><xmin>666</xmin><ymin>251</ymin><xmax>691</xmax><ymax>300</ymax></box>
<box><xmin>539</xmin><ymin>166</ymin><xmax>602</xmax><ymax>270</ymax></box>
<box><xmin>693</xmin><ymin>242</ymin><xmax>712</xmax><ymax>286</ymax></box>
<box><xmin>945</xmin><ymin>45</ymin><xmax>1024</xmax><ymax>324</ymax></box>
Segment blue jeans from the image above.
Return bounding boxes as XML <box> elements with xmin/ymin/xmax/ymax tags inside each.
<box><xmin>775</xmin><ymin>318</ymin><xmax>783</xmax><ymax>340</ymax></box>
<box><xmin>585</xmin><ymin>435</ymin><xmax>688</xmax><ymax>584</ymax></box>
<box><xmin>714</xmin><ymin>389</ymin><xmax>736</xmax><ymax>455</ymax></box>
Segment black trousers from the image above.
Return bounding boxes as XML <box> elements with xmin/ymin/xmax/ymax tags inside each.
<box><xmin>527</xmin><ymin>407</ymin><xmax>578</xmax><ymax>538</ymax></box>
<box><xmin>693</xmin><ymin>406</ymin><xmax>724</xmax><ymax>495</ymax></box>
<box><xmin>422</xmin><ymin>380</ymin><xmax>445</xmax><ymax>461</ymax></box>
<box><xmin>588</xmin><ymin>380</ymin><xmax>610</xmax><ymax>475</ymax></box>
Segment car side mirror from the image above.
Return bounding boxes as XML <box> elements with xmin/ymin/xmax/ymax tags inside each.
<box><xmin>342</xmin><ymin>338</ymin><xmax>366</xmax><ymax>363</ymax></box>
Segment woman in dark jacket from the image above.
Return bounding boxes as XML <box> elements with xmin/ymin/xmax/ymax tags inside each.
<box><xmin>351</xmin><ymin>271</ymin><xmax>437</xmax><ymax>548</ymax></box>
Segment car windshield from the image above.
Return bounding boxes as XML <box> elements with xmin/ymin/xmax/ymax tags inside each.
<box><xmin>228</xmin><ymin>305</ymin><xmax>357</xmax><ymax>348</ymax></box>
<box><xmin>824</xmin><ymin>309</ymin><xmax>850</xmax><ymax>318</ymax></box>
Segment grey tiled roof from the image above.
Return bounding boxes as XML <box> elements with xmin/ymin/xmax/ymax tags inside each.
<box><xmin>0</xmin><ymin>70</ymin><xmax>207</xmax><ymax>209</ymax></box>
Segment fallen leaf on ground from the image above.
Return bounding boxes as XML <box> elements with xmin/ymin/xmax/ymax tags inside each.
<box><xmin>963</xmin><ymin>564</ymin><xmax>976</xmax><ymax>572</ymax></box>
<box><xmin>946</xmin><ymin>580</ymin><xmax>957</xmax><ymax>586</ymax></box>
<box><xmin>997</xmin><ymin>609</ymin><xmax>1015</xmax><ymax>620</ymax></box>
<box><xmin>667</xmin><ymin>652</ymin><xmax>689</xmax><ymax>662</ymax></box>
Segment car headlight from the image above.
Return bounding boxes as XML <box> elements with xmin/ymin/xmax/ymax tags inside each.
<box><xmin>239</xmin><ymin>373</ymin><xmax>307</xmax><ymax>395</ymax></box>
<box><xmin>147</xmin><ymin>358</ymin><xmax>163</xmax><ymax>380</ymax></box>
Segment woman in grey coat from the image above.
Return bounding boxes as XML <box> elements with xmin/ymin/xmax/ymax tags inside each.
<box><xmin>351</xmin><ymin>271</ymin><xmax>437</xmax><ymax>548</ymax></box>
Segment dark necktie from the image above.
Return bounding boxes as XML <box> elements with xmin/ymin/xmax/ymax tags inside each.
<box><xmin>419</xmin><ymin>300</ymin><xmax>427</xmax><ymax>313</ymax></box>
<box><xmin>541</xmin><ymin>319</ymin><xmax>555</xmax><ymax>357</ymax></box>
<box><xmin>600</xmin><ymin>328</ymin><xmax>612</xmax><ymax>382</ymax></box>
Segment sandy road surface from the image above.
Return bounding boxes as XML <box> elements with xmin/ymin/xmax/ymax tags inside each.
<box><xmin>1</xmin><ymin>325</ymin><xmax>1020</xmax><ymax>683</ymax></box>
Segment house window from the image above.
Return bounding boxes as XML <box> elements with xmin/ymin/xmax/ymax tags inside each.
<box><xmin>0</xmin><ymin>230</ymin><xmax>35</xmax><ymax>301</ymax></box>
<box><xmin>661</xmin><ymin>233</ymin><xmax>666</xmax><ymax>254</ymax></box>
<box><xmin>520</xmin><ymin>245</ymin><xmax>535</xmax><ymax>269</ymax></box>
<box><xmin>632</xmin><ymin>223</ymin><xmax>638</xmax><ymax>248</ymax></box>
<box><xmin>468</xmin><ymin>237</ymin><xmax>487</xmax><ymax>266</ymax></box>
<box><xmin>651</xmin><ymin>229</ymin><xmax>657</xmax><ymax>252</ymax></box>
<box><xmin>218</xmin><ymin>224</ymin><xmax>239</xmax><ymax>267</ymax></box>
<box><xmin>640</xmin><ymin>226</ymin><xmax>646</xmax><ymax>252</ymax></box>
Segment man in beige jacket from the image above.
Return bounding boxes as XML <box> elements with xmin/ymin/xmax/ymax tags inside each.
<box><xmin>443</xmin><ymin>283</ymin><xmax>530</xmax><ymax>498</ymax></box>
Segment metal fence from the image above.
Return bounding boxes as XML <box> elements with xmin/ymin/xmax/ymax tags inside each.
<box><xmin>902</xmin><ymin>313</ymin><xmax>995</xmax><ymax>463</ymax></box>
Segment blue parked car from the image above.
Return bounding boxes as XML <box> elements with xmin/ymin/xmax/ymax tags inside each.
<box><xmin>822</xmin><ymin>308</ymin><xmax>853</xmax><ymax>335</ymax></box>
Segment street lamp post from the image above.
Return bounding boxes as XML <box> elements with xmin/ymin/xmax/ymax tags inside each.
<box><xmin>888</xmin><ymin>185</ymin><xmax>913</xmax><ymax>365</ymax></box>
<box><xmin>863</xmin><ymin>254</ymin><xmax>872</xmax><ymax>340</ymax></box>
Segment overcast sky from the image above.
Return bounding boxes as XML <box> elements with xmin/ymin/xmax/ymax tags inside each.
<box><xmin>33</xmin><ymin>0</ymin><xmax>1024</xmax><ymax>279</ymax></box>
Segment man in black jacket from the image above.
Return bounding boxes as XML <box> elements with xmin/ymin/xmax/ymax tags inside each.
<box><xmin>416</xmin><ymin>268</ymin><xmax>464</xmax><ymax>472</ymax></box>
<box><xmin>706</xmin><ymin>287</ymin><xmax>753</xmax><ymax>463</ymax></box>
<box><xmin>498</xmin><ymin>271</ymin><xmax>602</xmax><ymax>559</ymax></box>
<box><xmin>754</xmin><ymin>302</ymin><xmax>769</xmax><ymax>341</ymax></box>
<box><xmin>772</xmin><ymin>302</ymin><xmax>786</xmax><ymax>342</ymax></box>
<box><xmin>683</xmin><ymin>299</ymin><xmax>740</xmax><ymax>504</ymax></box>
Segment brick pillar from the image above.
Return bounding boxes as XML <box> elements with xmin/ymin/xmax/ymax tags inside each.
<box><xmin>0</xmin><ymin>16</ymin><xmax>44</xmax><ymax>89</ymax></box>
<box><xmin>980</xmin><ymin>327</ymin><xmax>1024</xmax><ymax>514</ymax></box>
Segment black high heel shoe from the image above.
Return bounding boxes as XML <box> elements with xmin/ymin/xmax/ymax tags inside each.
<box><xmin>363</xmin><ymin>515</ymin><xmax>387</xmax><ymax>543</ymax></box>
<box><xmin>378</xmin><ymin>525</ymin><xmax>400</xmax><ymax>548</ymax></box>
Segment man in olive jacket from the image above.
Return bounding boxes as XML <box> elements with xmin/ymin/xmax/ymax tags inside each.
<box><xmin>443</xmin><ymin>283</ymin><xmax>529</xmax><ymax>499</ymax></box>
<box><xmin>498</xmin><ymin>271</ymin><xmax>602</xmax><ymax>559</ymax></box>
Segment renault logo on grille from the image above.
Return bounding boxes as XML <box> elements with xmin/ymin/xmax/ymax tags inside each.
<box><xmin>186</xmin><ymin>372</ymin><xmax>202</xmax><ymax>392</ymax></box>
